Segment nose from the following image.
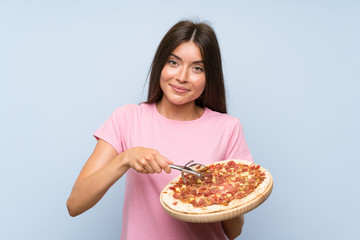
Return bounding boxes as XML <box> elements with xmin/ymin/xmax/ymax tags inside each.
<box><xmin>176</xmin><ymin>66</ymin><xmax>188</xmax><ymax>83</ymax></box>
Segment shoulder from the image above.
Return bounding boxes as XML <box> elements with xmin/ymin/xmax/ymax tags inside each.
<box><xmin>113</xmin><ymin>103</ymin><xmax>140</xmax><ymax>114</ymax></box>
<box><xmin>204</xmin><ymin>108</ymin><xmax>240</xmax><ymax>127</ymax></box>
<box><xmin>109</xmin><ymin>103</ymin><xmax>155</xmax><ymax>125</ymax></box>
<box><xmin>112</xmin><ymin>103</ymin><xmax>153</xmax><ymax>115</ymax></box>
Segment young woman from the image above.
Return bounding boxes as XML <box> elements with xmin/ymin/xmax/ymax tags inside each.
<box><xmin>67</xmin><ymin>20</ymin><xmax>252</xmax><ymax>240</ymax></box>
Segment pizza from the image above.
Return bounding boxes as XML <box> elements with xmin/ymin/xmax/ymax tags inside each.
<box><xmin>161</xmin><ymin>159</ymin><xmax>272</xmax><ymax>214</ymax></box>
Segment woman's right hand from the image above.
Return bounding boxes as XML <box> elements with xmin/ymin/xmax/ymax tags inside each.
<box><xmin>122</xmin><ymin>147</ymin><xmax>172</xmax><ymax>174</ymax></box>
<box><xmin>67</xmin><ymin>142</ymin><xmax>172</xmax><ymax>217</ymax></box>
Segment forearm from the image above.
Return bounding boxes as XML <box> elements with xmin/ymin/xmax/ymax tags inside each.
<box><xmin>221</xmin><ymin>215</ymin><xmax>244</xmax><ymax>240</ymax></box>
<box><xmin>66</xmin><ymin>155</ymin><xmax>130</xmax><ymax>217</ymax></box>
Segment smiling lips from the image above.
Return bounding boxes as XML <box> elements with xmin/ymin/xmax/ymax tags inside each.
<box><xmin>170</xmin><ymin>84</ymin><xmax>189</xmax><ymax>93</ymax></box>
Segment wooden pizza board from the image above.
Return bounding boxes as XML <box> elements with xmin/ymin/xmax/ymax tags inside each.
<box><xmin>160</xmin><ymin>171</ymin><xmax>273</xmax><ymax>223</ymax></box>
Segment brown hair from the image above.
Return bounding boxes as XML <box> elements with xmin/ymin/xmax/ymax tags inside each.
<box><xmin>145</xmin><ymin>20</ymin><xmax>227</xmax><ymax>113</ymax></box>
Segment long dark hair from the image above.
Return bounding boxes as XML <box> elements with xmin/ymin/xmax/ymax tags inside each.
<box><xmin>145</xmin><ymin>20</ymin><xmax>227</xmax><ymax>113</ymax></box>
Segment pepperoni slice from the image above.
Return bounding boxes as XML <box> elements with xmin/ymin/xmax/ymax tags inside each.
<box><xmin>208</xmin><ymin>187</ymin><xmax>216</xmax><ymax>194</ymax></box>
<box><xmin>204</xmin><ymin>177</ymin><xmax>212</xmax><ymax>183</ymax></box>
<box><xmin>197</xmin><ymin>198</ymin><xmax>205</xmax><ymax>206</ymax></box>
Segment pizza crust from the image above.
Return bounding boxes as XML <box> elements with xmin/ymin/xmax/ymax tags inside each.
<box><xmin>161</xmin><ymin>159</ymin><xmax>272</xmax><ymax>214</ymax></box>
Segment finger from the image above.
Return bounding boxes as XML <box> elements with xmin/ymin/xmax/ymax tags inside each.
<box><xmin>140</xmin><ymin>158</ymin><xmax>155</xmax><ymax>174</ymax></box>
<box><xmin>165</xmin><ymin>157</ymin><xmax>173</xmax><ymax>165</ymax></box>
<box><xmin>148</xmin><ymin>158</ymin><xmax>162</xmax><ymax>173</ymax></box>
<box><xmin>154</xmin><ymin>154</ymin><xmax>172</xmax><ymax>174</ymax></box>
<box><xmin>146</xmin><ymin>150</ymin><xmax>162</xmax><ymax>173</ymax></box>
<box><xmin>132</xmin><ymin>162</ymin><xmax>148</xmax><ymax>174</ymax></box>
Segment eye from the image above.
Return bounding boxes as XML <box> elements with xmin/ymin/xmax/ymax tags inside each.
<box><xmin>194</xmin><ymin>65</ymin><xmax>204</xmax><ymax>72</ymax></box>
<box><xmin>168</xmin><ymin>59</ymin><xmax>178</xmax><ymax>66</ymax></box>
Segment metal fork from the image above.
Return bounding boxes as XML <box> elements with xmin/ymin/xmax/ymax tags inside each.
<box><xmin>169</xmin><ymin>160</ymin><xmax>206</xmax><ymax>183</ymax></box>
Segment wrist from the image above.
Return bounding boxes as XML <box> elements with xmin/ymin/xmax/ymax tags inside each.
<box><xmin>116</xmin><ymin>151</ymin><xmax>131</xmax><ymax>170</ymax></box>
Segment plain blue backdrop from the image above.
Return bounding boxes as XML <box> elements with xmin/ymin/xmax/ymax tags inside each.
<box><xmin>1</xmin><ymin>0</ymin><xmax>359</xmax><ymax>239</ymax></box>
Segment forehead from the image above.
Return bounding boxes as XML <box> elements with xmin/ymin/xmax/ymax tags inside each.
<box><xmin>171</xmin><ymin>41</ymin><xmax>203</xmax><ymax>62</ymax></box>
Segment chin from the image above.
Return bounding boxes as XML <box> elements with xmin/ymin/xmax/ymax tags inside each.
<box><xmin>169</xmin><ymin>97</ymin><xmax>196</xmax><ymax>106</ymax></box>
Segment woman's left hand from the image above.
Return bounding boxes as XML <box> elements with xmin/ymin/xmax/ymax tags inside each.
<box><xmin>221</xmin><ymin>215</ymin><xmax>244</xmax><ymax>240</ymax></box>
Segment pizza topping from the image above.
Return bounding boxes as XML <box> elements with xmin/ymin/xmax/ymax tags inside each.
<box><xmin>168</xmin><ymin>161</ymin><xmax>266</xmax><ymax>208</ymax></box>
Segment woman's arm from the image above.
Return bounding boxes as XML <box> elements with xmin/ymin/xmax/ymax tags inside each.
<box><xmin>66</xmin><ymin>140</ymin><xmax>128</xmax><ymax>216</ymax></box>
<box><xmin>221</xmin><ymin>215</ymin><xmax>245</xmax><ymax>240</ymax></box>
<box><xmin>66</xmin><ymin>139</ymin><xmax>171</xmax><ymax>217</ymax></box>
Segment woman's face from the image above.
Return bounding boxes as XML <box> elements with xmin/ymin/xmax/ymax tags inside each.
<box><xmin>159</xmin><ymin>41</ymin><xmax>206</xmax><ymax>107</ymax></box>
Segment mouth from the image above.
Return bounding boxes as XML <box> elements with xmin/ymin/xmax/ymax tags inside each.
<box><xmin>170</xmin><ymin>84</ymin><xmax>189</xmax><ymax>93</ymax></box>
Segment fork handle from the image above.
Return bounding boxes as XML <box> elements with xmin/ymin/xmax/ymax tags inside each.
<box><xmin>169</xmin><ymin>164</ymin><xmax>201</xmax><ymax>177</ymax></box>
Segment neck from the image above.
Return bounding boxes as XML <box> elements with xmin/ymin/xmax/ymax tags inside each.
<box><xmin>156</xmin><ymin>99</ymin><xmax>204</xmax><ymax>121</ymax></box>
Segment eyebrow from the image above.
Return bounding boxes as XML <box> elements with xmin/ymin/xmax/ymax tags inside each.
<box><xmin>170</xmin><ymin>53</ymin><xmax>203</xmax><ymax>64</ymax></box>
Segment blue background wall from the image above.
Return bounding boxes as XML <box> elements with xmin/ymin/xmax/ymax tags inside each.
<box><xmin>1</xmin><ymin>0</ymin><xmax>359</xmax><ymax>239</ymax></box>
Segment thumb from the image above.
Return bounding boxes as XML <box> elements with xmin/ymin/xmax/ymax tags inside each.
<box><xmin>165</xmin><ymin>158</ymin><xmax>173</xmax><ymax>165</ymax></box>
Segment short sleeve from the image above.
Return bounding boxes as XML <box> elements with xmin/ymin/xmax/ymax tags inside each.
<box><xmin>93</xmin><ymin>107</ymin><xmax>125</xmax><ymax>154</ymax></box>
<box><xmin>224</xmin><ymin>119</ymin><xmax>253</xmax><ymax>162</ymax></box>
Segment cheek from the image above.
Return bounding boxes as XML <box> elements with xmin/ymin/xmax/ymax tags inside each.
<box><xmin>161</xmin><ymin>66</ymin><xmax>178</xmax><ymax>80</ymax></box>
<box><xmin>194</xmin><ymin>77</ymin><xmax>206</xmax><ymax>93</ymax></box>
<box><xmin>160</xmin><ymin>68</ymin><xmax>167</xmax><ymax>82</ymax></box>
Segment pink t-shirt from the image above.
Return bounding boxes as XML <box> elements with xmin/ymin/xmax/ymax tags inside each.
<box><xmin>94</xmin><ymin>103</ymin><xmax>252</xmax><ymax>240</ymax></box>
